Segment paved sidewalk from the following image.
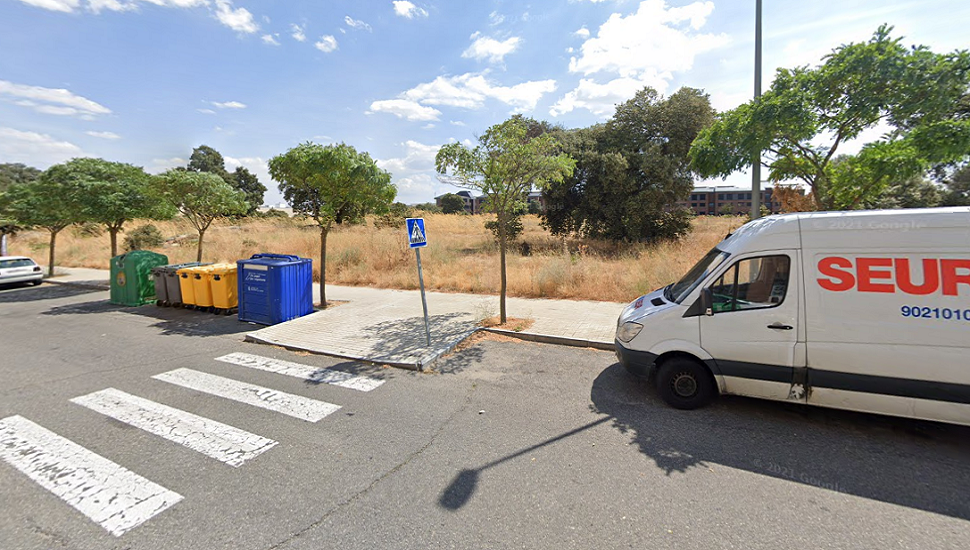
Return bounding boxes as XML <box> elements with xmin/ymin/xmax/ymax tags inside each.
<box><xmin>44</xmin><ymin>267</ymin><xmax>625</xmax><ymax>369</ymax></box>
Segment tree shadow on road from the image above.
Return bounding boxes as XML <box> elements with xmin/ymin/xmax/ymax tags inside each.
<box><xmin>0</xmin><ymin>283</ymin><xmax>105</xmax><ymax>303</ymax></box>
<box><xmin>42</xmin><ymin>300</ymin><xmax>253</xmax><ymax>338</ymax></box>
<box><xmin>590</xmin><ymin>362</ymin><xmax>970</xmax><ymax>521</ymax></box>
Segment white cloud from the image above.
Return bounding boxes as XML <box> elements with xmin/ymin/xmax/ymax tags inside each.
<box><xmin>376</xmin><ymin>140</ymin><xmax>440</xmax><ymax>174</ymax></box>
<box><xmin>569</xmin><ymin>0</ymin><xmax>727</xmax><ymax>78</ymax></box>
<box><xmin>393</xmin><ymin>1</ymin><xmax>427</xmax><ymax>19</ymax></box>
<box><xmin>87</xmin><ymin>0</ymin><xmax>136</xmax><ymax>12</ymax></box>
<box><xmin>315</xmin><ymin>35</ymin><xmax>338</xmax><ymax>53</ymax></box>
<box><xmin>147</xmin><ymin>157</ymin><xmax>187</xmax><ymax>174</ymax></box>
<box><xmin>574</xmin><ymin>27</ymin><xmax>590</xmax><ymax>39</ymax></box>
<box><xmin>213</xmin><ymin>0</ymin><xmax>258</xmax><ymax>33</ymax></box>
<box><xmin>0</xmin><ymin>127</ymin><xmax>82</xmax><ymax>167</ymax></box>
<box><xmin>345</xmin><ymin>15</ymin><xmax>372</xmax><ymax>32</ymax></box>
<box><xmin>400</xmin><ymin>73</ymin><xmax>556</xmax><ymax>112</ymax></box>
<box><xmin>0</xmin><ymin>80</ymin><xmax>111</xmax><ymax>119</ymax></box>
<box><xmin>211</xmin><ymin>100</ymin><xmax>246</xmax><ymax>109</ymax></box>
<box><xmin>450</xmin><ymin>120</ymin><xmax>466</xmax><ymax>127</ymax></box>
<box><xmin>261</xmin><ymin>33</ymin><xmax>280</xmax><ymax>46</ymax></box>
<box><xmin>224</xmin><ymin>155</ymin><xmax>271</xmax><ymax>193</ymax></box>
<box><xmin>489</xmin><ymin>11</ymin><xmax>504</xmax><ymax>26</ymax></box>
<box><xmin>550</xmin><ymin>75</ymin><xmax>667</xmax><ymax>117</ymax></box>
<box><xmin>85</xmin><ymin>130</ymin><xmax>121</xmax><ymax>139</ymax></box>
<box><xmin>291</xmin><ymin>23</ymin><xmax>307</xmax><ymax>42</ymax></box>
<box><xmin>555</xmin><ymin>0</ymin><xmax>729</xmax><ymax>117</ymax></box>
<box><xmin>462</xmin><ymin>34</ymin><xmax>522</xmax><ymax>64</ymax></box>
<box><xmin>197</xmin><ymin>108</ymin><xmax>216</xmax><ymax>114</ymax></box>
<box><xmin>368</xmin><ymin>99</ymin><xmax>441</xmax><ymax>121</ymax></box>
<box><xmin>14</xmin><ymin>0</ymin><xmax>80</xmax><ymax>12</ymax></box>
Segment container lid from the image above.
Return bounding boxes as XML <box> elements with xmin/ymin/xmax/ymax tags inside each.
<box><xmin>208</xmin><ymin>263</ymin><xmax>237</xmax><ymax>275</ymax></box>
<box><xmin>238</xmin><ymin>253</ymin><xmax>309</xmax><ymax>268</ymax></box>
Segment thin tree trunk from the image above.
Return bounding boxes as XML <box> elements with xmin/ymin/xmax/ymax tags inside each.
<box><xmin>320</xmin><ymin>226</ymin><xmax>328</xmax><ymax>308</ymax></box>
<box><xmin>47</xmin><ymin>229</ymin><xmax>57</xmax><ymax>277</ymax></box>
<box><xmin>498</xmin><ymin>211</ymin><xmax>507</xmax><ymax>324</ymax></box>
<box><xmin>109</xmin><ymin>227</ymin><xmax>119</xmax><ymax>258</ymax></box>
<box><xmin>1</xmin><ymin>233</ymin><xmax>7</xmax><ymax>256</ymax></box>
<box><xmin>196</xmin><ymin>228</ymin><xmax>205</xmax><ymax>262</ymax></box>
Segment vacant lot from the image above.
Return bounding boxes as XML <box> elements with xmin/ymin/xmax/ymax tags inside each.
<box><xmin>7</xmin><ymin>214</ymin><xmax>744</xmax><ymax>303</ymax></box>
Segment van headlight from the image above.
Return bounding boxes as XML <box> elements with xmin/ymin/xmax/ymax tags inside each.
<box><xmin>616</xmin><ymin>321</ymin><xmax>643</xmax><ymax>343</ymax></box>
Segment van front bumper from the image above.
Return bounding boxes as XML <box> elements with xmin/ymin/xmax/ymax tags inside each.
<box><xmin>614</xmin><ymin>339</ymin><xmax>658</xmax><ymax>378</ymax></box>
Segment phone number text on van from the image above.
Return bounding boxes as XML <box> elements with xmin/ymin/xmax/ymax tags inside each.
<box><xmin>901</xmin><ymin>306</ymin><xmax>970</xmax><ymax>321</ymax></box>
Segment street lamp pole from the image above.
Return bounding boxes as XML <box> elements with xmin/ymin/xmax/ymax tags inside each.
<box><xmin>751</xmin><ymin>0</ymin><xmax>763</xmax><ymax>219</ymax></box>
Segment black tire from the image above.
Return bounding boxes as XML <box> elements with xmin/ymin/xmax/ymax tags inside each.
<box><xmin>655</xmin><ymin>357</ymin><xmax>716</xmax><ymax>410</ymax></box>
<box><xmin>31</xmin><ymin>280</ymin><xmax>42</xmax><ymax>286</ymax></box>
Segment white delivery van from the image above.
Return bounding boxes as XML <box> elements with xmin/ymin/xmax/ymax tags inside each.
<box><xmin>614</xmin><ymin>207</ymin><xmax>970</xmax><ymax>426</ymax></box>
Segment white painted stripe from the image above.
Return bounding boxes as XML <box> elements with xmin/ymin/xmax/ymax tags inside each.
<box><xmin>0</xmin><ymin>415</ymin><xmax>182</xmax><ymax>537</ymax></box>
<box><xmin>153</xmin><ymin>369</ymin><xmax>340</xmax><ymax>422</ymax></box>
<box><xmin>71</xmin><ymin>388</ymin><xmax>277</xmax><ymax>468</ymax></box>
<box><xmin>215</xmin><ymin>352</ymin><xmax>385</xmax><ymax>392</ymax></box>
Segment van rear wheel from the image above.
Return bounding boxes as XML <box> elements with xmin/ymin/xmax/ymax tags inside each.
<box><xmin>656</xmin><ymin>357</ymin><xmax>716</xmax><ymax>410</ymax></box>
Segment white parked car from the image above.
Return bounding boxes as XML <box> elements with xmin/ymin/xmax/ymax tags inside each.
<box><xmin>615</xmin><ymin>207</ymin><xmax>970</xmax><ymax>427</ymax></box>
<box><xmin>0</xmin><ymin>256</ymin><xmax>44</xmax><ymax>286</ymax></box>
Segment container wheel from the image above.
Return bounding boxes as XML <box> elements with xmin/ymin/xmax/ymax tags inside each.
<box><xmin>655</xmin><ymin>357</ymin><xmax>717</xmax><ymax>410</ymax></box>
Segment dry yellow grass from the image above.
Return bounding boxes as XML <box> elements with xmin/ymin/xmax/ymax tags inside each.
<box><xmin>7</xmin><ymin>213</ymin><xmax>744</xmax><ymax>303</ymax></box>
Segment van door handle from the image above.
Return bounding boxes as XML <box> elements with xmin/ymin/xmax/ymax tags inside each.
<box><xmin>767</xmin><ymin>323</ymin><xmax>793</xmax><ymax>330</ymax></box>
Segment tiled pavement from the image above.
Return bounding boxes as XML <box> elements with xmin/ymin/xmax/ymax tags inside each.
<box><xmin>44</xmin><ymin>268</ymin><xmax>626</xmax><ymax>369</ymax></box>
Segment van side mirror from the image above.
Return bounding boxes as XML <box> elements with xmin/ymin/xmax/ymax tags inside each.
<box><xmin>682</xmin><ymin>287</ymin><xmax>715</xmax><ymax>318</ymax></box>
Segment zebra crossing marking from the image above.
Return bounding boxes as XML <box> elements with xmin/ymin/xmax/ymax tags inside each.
<box><xmin>0</xmin><ymin>415</ymin><xmax>182</xmax><ymax>537</ymax></box>
<box><xmin>152</xmin><ymin>368</ymin><xmax>341</xmax><ymax>422</ymax></box>
<box><xmin>71</xmin><ymin>388</ymin><xmax>278</xmax><ymax>467</ymax></box>
<box><xmin>214</xmin><ymin>352</ymin><xmax>385</xmax><ymax>392</ymax></box>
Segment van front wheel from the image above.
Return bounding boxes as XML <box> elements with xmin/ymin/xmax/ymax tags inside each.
<box><xmin>656</xmin><ymin>358</ymin><xmax>716</xmax><ymax>410</ymax></box>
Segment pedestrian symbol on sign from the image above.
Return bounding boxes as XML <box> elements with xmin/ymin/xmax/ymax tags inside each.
<box><xmin>406</xmin><ymin>218</ymin><xmax>427</xmax><ymax>248</ymax></box>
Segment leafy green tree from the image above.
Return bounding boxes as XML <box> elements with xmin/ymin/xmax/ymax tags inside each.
<box><xmin>374</xmin><ymin>202</ymin><xmax>413</xmax><ymax>229</ymax></box>
<box><xmin>187</xmin><ymin>145</ymin><xmax>266</xmax><ymax>215</ymax></box>
<box><xmin>690</xmin><ymin>25</ymin><xmax>970</xmax><ymax>210</ymax></box>
<box><xmin>269</xmin><ymin>142</ymin><xmax>396</xmax><ymax>306</ymax></box>
<box><xmin>231</xmin><ymin>166</ymin><xmax>267</xmax><ymax>214</ymax></box>
<box><xmin>438</xmin><ymin>193</ymin><xmax>466</xmax><ymax>214</ymax></box>
<box><xmin>51</xmin><ymin>158</ymin><xmax>174</xmax><ymax>257</ymax></box>
<box><xmin>0</xmin><ymin>163</ymin><xmax>42</xmax><ymax>255</ymax></box>
<box><xmin>0</xmin><ymin>163</ymin><xmax>41</xmax><ymax>193</ymax></box>
<box><xmin>543</xmin><ymin>87</ymin><xmax>713</xmax><ymax>242</ymax></box>
<box><xmin>941</xmin><ymin>163</ymin><xmax>970</xmax><ymax>206</ymax></box>
<box><xmin>4</xmin><ymin>165</ymin><xmax>86</xmax><ymax>276</ymax></box>
<box><xmin>187</xmin><ymin>145</ymin><xmax>231</xmax><ymax>181</ymax></box>
<box><xmin>436</xmin><ymin>115</ymin><xmax>575</xmax><ymax>323</ymax></box>
<box><xmin>155</xmin><ymin>170</ymin><xmax>248</xmax><ymax>261</ymax></box>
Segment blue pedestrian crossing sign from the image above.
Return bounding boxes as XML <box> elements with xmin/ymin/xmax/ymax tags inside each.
<box><xmin>406</xmin><ymin>218</ymin><xmax>427</xmax><ymax>248</ymax></box>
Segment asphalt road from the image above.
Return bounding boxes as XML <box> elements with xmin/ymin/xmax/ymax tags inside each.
<box><xmin>1</xmin><ymin>282</ymin><xmax>969</xmax><ymax>549</ymax></box>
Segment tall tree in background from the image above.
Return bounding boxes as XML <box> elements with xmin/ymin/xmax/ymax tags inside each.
<box><xmin>543</xmin><ymin>87</ymin><xmax>714</xmax><ymax>242</ymax></box>
<box><xmin>4</xmin><ymin>164</ymin><xmax>85</xmax><ymax>276</ymax></box>
<box><xmin>690</xmin><ymin>26</ymin><xmax>970</xmax><ymax>210</ymax></box>
<box><xmin>231</xmin><ymin>166</ymin><xmax>267</xmax><ymax>214</ymax></box>
<box><xmin>269</xmin><ymin>142</ymin><xmax>396</xmax><ymax>307</ymax></box>
<box><xmin>439</xmin><ymin>193</ymin><xmax>466</xmax><ymax>214</ymax></box>
<box><xmin>941</xmin><ymin>163</ymin><xmax>970</xmax><ymax>206</ymax></box>
<box><xmin>0</xmin><ymin>163</ymin><xmax>42</xmax><ymax>255</ymax></box>
<box><xmin>51</xmin><ymin>158</ymin><xmax>174</xmax><ymax>257</ymax></box>
<box><xmin>436</xmin><ymin>116</ymin><xmax>575</xmax><ymax>323</ymax></box>
<box><xmin>187</xmin><ymin>145</ymin><xmax>266</xmax><ymax>214</ymax></box>
<box><xmin>155</xmin><ymin>170</ymin><xmax>248</xmax><ymax>261</ymax></box>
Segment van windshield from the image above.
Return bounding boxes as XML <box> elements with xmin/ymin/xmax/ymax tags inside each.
<box><xmin>664</xmin><ymin>248</ymin><xmax>730</xmax><ymax>304</ymax></box>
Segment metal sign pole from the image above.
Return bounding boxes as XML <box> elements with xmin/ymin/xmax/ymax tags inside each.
<box><xmin>415</xmin><ymin>247</ymin><xmax>431</xmax><ymax>347</ymax></box>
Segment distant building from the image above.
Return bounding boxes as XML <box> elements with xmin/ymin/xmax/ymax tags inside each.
<box><xmin>676</xmin><ymin>186</ymin><xmax>797</xmax><ymax>215</ymax></box>
<box><xmin>435</xmin><ymin>190</ymin><xmax>545</xmax><ymax>214</ymax></box>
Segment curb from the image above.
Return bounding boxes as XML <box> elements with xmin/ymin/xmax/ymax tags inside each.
<box><xmin>42</xmin><ymin>278</ymin><xmax>110</xmax><ymax>291</ymax></box>
<box><xmin>482</xmin><ymin>328</ymin><xmax>614</xmax><ymax>351</ymax></box>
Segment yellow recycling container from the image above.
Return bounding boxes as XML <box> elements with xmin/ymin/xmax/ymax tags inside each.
<box><xmin>191</xmin><ymin>265</ymin><xmax>215</xmax><ymax>309</ymax></box>
<box><xmin>177</xmin><ymin>265</ymin><xmax>204</xmax><ymax>307</ymax></box>
<box><xmin>209</xmin><ymin>263</ymin><xmax>238</xmax><ymax>313</ymax></box>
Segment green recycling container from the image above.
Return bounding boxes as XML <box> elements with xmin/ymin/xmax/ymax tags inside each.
<box><xmin>110</xmin><ymin>250</ymin><xmax>169</xmax><ymax>306</ymax></box>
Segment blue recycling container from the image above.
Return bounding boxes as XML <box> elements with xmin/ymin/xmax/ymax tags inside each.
<box><xmin>237</xmin><ymin>253</ymin><xmax>314</xmax><ymax>325</ymax></box>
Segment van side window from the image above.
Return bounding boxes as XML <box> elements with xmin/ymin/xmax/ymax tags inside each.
<box><xmin>710</xmin><ymin>255</ymin><xmax>791</xmax><ymax>313</ymax></box>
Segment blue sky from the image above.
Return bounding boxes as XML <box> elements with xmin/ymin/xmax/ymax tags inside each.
<box><xmin>1</xmin><ymin>0</ymin><xmax>968</xmax><ymax>206</ymax></box>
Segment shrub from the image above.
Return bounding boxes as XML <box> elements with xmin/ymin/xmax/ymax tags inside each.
<box><xmin>374</xmin><ymin>202</ymin><xmax>413</xmax><ymax>229</ymax></box>
<box><xmin>124</xmin><ymin>224</ymin><xmax>164</xmax><ymax>251</ymax></box>
<box><xmin>73</xmin><ymin>222</ymin><xmax>103</xmax><ymax>238</ymax></box>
